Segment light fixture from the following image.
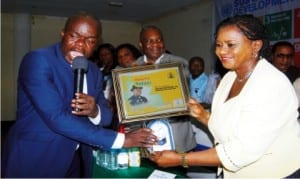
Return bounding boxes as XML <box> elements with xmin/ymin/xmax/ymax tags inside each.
<box><xmin>108</xmin><ymin>1</ymin><xmax>124</xmax><ymax>7</ymax></box>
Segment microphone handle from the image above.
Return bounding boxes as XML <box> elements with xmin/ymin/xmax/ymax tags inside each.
<box><xmin>74</xmin><ymin>69</ymin><xmax>85</xmax><ymax>112</ymax></box>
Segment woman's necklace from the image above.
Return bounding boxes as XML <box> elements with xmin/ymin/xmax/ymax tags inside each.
<box><xmin>236</xmin><ymin>70</ymin><xmax>253</xmax><ymax>83</ymax></box>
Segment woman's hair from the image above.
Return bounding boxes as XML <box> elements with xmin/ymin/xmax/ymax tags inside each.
<box><xmin>96</xmin><ymin>43</ymin><xmax>116</xmax><ymax>57</ymax></box>
<box><xmin>215</xmin><ymin>14</ymin><xmax>269</xmax><ymax>57</ymax></box>
<box><xmin>92</xmin><ymin>43</ymin><xmax>117</xmax><ymax>69</ymax></box>
<box><xmin>116</xmin><ymin>43</ymin><xmax>142</xmax><ymax>59</ymax></box>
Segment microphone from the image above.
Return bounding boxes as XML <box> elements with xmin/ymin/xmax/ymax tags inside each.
<box><xmin>72</xmin><ymin>56</ymin><xmax>88</xmax><ymax>111</ymax></box>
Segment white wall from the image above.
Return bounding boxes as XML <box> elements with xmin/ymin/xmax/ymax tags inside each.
<box><xmin>143</xmin><ymin>0</ymin><xmax>215</xmax><ymax>72</ymax></box>
<box><xmin>1</xmin><ymin>0</ymin><xmax>213</xmax><ymax>121</ymax></box>
<box><xmin>30</xmin><ymin>16</ymin><xmax>141</xmax><ymax>50</ymax></box>
<box><xmin>1</xmin><ymin>14</ymin><xmax>16</xmax><ymax>122</ymax></box>
<box><xmin>101</xmin><ymin>20</ymin><xmax>141</xmax><ymax>47</ymax></box>
<box><xmin>31</xmin><ymin>15</ymin><xmax>66</xmax><ymax>50</ymax></box>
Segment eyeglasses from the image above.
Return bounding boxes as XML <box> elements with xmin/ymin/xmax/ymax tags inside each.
<box><xmin>276</xmin><ymin>53</ymin><xmax>294</xmax><ymax>59</ymax></box>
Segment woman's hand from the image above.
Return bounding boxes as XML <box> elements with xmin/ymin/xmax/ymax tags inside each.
<box><xmin>150</xmin><ymin>151</ymin><xmax>181</xmax><ymax>168</ymax></box>
<box><xmin>188</xmin><ymin>98</ymin><xmax>210</xmax><ymax>126</ymax></box>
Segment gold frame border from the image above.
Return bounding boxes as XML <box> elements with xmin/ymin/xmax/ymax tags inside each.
<box><xmin>112</xmin><ymin>62</ymin><xmax>190</xmax><ymax>123</ymax></box>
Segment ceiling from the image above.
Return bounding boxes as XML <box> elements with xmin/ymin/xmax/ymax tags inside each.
<box><xmin>2</xmin><ymin>0</ymin><xmax>202</xmax><ymax>22</ymax></box>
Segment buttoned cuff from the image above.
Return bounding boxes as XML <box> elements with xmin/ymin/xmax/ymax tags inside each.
<box><xmin>111</xmin><ymin>133</ymin><xmax>125</xmax><ymax>149</ymax></box>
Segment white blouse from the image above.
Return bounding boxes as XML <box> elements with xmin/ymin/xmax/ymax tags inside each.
<box><xmin>208</xmin><ymin>59</ymin><xmax>300</xmax><ymax>178</ymax></box>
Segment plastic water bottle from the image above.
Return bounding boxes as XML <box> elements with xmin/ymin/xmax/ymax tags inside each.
<box><xmin>117</xmin><ymin>148</ymin><xmax>129</xmax><ymax>169</ymax></box>
<box><xmin>128</xmin><ymin>147</ymin><xmax>141</xmax><ymax>167</ymax></box>
<box><xmin>96</xmin><ymin>148</ymin><xmax>109</xmax><ymax>168</ymax></box>
<box><xmin>117</xmin><ymin>124</ymin><xmax>129</xmax><ymax>169</ymax></box>
<box><xmin>107</xmin><ymin>149</ymin><xmax>118</xmax><ymax>170</ymax></box>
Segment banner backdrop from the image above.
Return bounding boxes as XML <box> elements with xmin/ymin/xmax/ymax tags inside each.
<box><xmin>213</xmin><ymin>0</ymin><xmax>300</xmax><ymax>67</ymax></box>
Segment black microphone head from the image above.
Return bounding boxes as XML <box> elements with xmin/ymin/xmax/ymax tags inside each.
<box><xmin>72</xmin><ymin>56</ymin><xmax>88</xmax><ymax>72</ymax></box>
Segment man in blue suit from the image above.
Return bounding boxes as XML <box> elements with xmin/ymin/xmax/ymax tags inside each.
<box><xmin>1</xmin><ymin>12</ymin><xmax>157</xmax><ymax>178</ymax></box>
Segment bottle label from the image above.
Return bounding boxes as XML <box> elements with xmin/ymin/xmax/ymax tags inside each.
<box><xmin>117</xmin><ymin>151</ymin><xmax>128</xmax><ymax>169</ymax></box>
<box><xmin>129</xmin><ymin>150</ymin><xmax>140</xmax><ymax>167</ymax></box>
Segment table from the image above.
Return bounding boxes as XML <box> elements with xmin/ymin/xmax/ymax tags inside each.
<box><xmin>92</xmin><ymin>158</ymin><xmax>187</xmax><ymax>178</ymax></box>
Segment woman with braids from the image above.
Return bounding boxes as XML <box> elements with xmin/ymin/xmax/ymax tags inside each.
<box><xmin>116</xmin><ymin>43</ymin><xmax>142</xmax><ymax>68</ymax></box>
<box><xmin>150</xmin><ymin>15</ymin><xmax>300</xmax><ymax>178</ymax></box>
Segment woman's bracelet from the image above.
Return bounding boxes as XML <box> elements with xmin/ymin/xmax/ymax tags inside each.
<box><xmin>179</xmin><ymin>152</ymin><xmax>188</xmax><ymax>168</ymax></box>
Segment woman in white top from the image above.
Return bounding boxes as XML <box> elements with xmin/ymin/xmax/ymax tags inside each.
<box><xmin>294</xmin><ymin>77</ymin><xmax>300</xmax><ymax>106</ymax></box>
<box><xmin>150</xmin><ymin>14</ymin><xmax>300</xmax><ymax>178</ymax></box>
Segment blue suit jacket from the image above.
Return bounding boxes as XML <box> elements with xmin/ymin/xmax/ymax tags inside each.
<box><xmin>2</xmin><ymin>43</ymin><xmax>115</xmax><ymax>177</ymax></box>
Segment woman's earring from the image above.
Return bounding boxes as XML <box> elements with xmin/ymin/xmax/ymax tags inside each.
<box><xmin>252</xmin><ymin>51</ymin><xmax>258</xmax><ymax>59</ymax></box>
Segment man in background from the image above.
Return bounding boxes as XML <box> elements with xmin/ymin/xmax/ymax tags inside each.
<box><xmin>188</xmin><ymin>56</ymin><xmax>208</xmax><ymax>104</ymax></box>
<box><xmin>271</xmin><ymin>41</ymin><xmax>300</xmax><ymax>83</ymax></box>
<box><xmin>136</xmin><ymin>25</ymin><xmax>196</xmax><ymax>152</ymax></box>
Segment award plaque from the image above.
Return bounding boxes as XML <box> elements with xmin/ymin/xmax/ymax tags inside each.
<box><xmin>112</xmin><ymin>62</ymin><xmax>190</xmax><ymax>123</ymax></box>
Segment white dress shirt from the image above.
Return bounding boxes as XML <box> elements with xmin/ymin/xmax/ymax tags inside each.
<box><xmin>84</xmin><ymin>74</ymin><xmax>124</xmax><ymax>149</ymax></box>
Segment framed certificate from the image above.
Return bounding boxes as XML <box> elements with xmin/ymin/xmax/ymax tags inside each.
<box><xmin>112</xmin><ymin>62</ymin><xmax>190</xmax><ymax>123</ymax></box>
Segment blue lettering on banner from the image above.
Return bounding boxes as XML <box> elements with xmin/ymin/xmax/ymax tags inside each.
<box><xmin>232</xmin><ymin>0</ymin><xmax>294</xmax><ymax>14</ymax></box>
<box><xmin>221</xmin><ymin>3</ymin><xmax>234</xmax><ymax>17</ymax></box>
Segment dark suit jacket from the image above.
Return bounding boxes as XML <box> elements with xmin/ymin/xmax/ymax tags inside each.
<box><xmin>285</xmin><ymin>66</ymin><xmax>300</xmax><ymax>83</ymax></box>
<box><xmin>2</xmin><ymin>43</ymin><xmax>116</xmax><ymax>177</ymax></box>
